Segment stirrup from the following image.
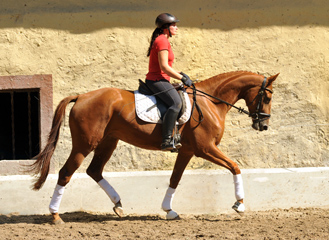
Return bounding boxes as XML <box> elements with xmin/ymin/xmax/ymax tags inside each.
<box><xmin>171</xmin><ymin>131</ymin><xmax>182</xmax><ymax>152</ymax></box>
<box><xmin>161</xmin><ymin>137</ymin><xmax>181</xmax><ymax>152</ymax></box>
<box><xmin>171</xmin><ymin>142</ymin><xmax>182</xmax><ymax>152</ymax></box>
<box><xmin>161</xmin><ymin>139</ymin><xmax>174</xmax><ymax>151</ymax></box>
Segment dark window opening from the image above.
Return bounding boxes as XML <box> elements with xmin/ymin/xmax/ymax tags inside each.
<box><xmin>0</xmin><ymin>90</ymin><xmax>40</xmax><ymax>160</ymax></box>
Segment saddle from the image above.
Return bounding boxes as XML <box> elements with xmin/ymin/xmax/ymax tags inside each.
<box><xmin>134</xmin><ymin>80</ymin><xmax>191</xmax><ymax>124</ymax></box>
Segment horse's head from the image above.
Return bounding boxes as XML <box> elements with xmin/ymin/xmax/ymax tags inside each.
<box><xmin>245</xmin><ymin>73</ymin><xmax>279</xmax><ymax>131</ymax></box>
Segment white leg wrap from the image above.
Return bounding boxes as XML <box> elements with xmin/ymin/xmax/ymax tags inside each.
<box><xmin>98</xmin><ymin>178</ymin><xmax>121</xmax><ymax>204</ymax></box>
<box><xmin>49</xmin><ymin>184</ymin><xmax>65</xmax><ymax>214</ymax></box>
<box><xmin>233</xmin><ymin>174</ymin><xmax>245</xmax><ymax>200</ymax></box>
<box><xmin>161</xmin><ymin>187</ymin><xmax>175</xmax><ymax>211</ymax></box>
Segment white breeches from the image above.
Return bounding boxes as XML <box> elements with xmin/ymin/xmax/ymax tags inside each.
<box><xmin>233</xmin><ymin>174</ymin><xmax>245</xmax><ymax>200</ymax></box>
<box><xmin>98</xmin><ymin>178</ymin><xmax>121</xmax><ymax>204</ymax></box>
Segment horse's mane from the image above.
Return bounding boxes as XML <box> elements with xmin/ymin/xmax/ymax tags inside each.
<box><xmin>193</xmin><ymin>71</ymin><xmax>263</xmax><ymax>96</ymax></box>
<box><xmin>201</xmin><ymin>71</ymin><xmax>260</xmax><ymax>83</ymax></box>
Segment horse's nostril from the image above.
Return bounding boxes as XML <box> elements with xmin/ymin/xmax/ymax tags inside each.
<box><xmin>263</xmin><ymin>125</ymin><xmax>268</xmax><ymax>131</ymax></box>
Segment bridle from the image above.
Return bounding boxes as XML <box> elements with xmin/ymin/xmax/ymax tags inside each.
<box><xmin>190</xmin><ymin>77</ymin><xmax>273</xmax><ymax>123</ymax></box>
<box><xmin>247</xmin><ymin>77</ymin><xmax>273</xmax><ymax>123</ymax></box>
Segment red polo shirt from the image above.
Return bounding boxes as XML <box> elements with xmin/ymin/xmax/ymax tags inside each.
<box><xmin>146</xmin><ymin>34</ymin><xmax>174</xmax><ymax>81</ymax></box>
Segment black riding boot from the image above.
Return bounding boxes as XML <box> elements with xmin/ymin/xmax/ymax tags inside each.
<box><xmin>161</xmin><ymin>109</ymin><xmax>182</xmax><ymax>151</ymax></box>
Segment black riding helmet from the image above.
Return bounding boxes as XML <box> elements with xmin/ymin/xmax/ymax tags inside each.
<box><xmin>155</xmin><ymin>13</ymin><xmax>179</xmax><ymax>28</ymax></box>
<box><xmin>155</xmin><ymin>13</ymin><xmax>179</xmax><ymax>37</ymax></box>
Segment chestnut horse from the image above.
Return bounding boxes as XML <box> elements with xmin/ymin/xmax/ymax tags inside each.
<box><xmin>30</xmin><ymin>71</ymin><xmax>278</xmax><ymax>223</ymax></box>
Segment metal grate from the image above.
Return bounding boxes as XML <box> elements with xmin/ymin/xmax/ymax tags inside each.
<box><xmin>0</xmin><ymin>90</ymin><xmax>40</xmax><ymax>160</ymax></box>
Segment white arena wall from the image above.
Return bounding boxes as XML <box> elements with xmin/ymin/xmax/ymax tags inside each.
<box><xmin>1</xmin><ymin>167</ymin><xmax>328</xmax><ymax>216</ymax></box>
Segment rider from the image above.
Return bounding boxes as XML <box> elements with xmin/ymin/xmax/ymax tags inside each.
<box><xmin>145</xmin><ymin>13</ymin><xmax>192</xmax><ymax>151</ymax></box>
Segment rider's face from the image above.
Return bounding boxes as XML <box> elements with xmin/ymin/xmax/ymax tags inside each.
<box><xmin>169</xmin><ymin>23</ymin><xmax>178</xmax><ymax>36</ymax></box>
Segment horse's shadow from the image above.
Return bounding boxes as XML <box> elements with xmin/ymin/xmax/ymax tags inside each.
<box><xmin>0</xmin><ymin>211</ymin><xmax>243</xmax><ymax>225</ymax></box>
<box><xmin>0</xmin><ymin>211</ymin><xmax>167</xmax><ymax>224</ymax></box>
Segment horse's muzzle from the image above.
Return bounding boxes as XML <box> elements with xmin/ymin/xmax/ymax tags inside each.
<box><xmin>252</xmin><ymin>120</ymin><xmax>269</xmax><ymax>131</ymax></box>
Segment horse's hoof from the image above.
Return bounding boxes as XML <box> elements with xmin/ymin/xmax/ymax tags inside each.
<box><xmin>165</xmin><ymin>210</ymin><xmax>180</xmax><ymax>220</ymax></box>
<box><xmin>113</xmin><ymin>206</ymin><xmax>124</xmax><ymax>218</ymax></box>
<box><xmin>232</xmin><ymin>201</ymin><xmax>245</xmax><ymax>216</ymax></box>
<box><xmin>113</xmin><ymin>202</ymin><xmax>124</xmax><ymax>218</ymax></box>
<box><xmin>52</xmin><ymin>218</ymin><xmax>65</xmax><ymax>225</ymax></box>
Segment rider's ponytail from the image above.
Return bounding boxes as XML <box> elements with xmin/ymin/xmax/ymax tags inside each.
<box><xmin>147</xmin><ymin>28</ymin><xmax>163</xmax><ymax>57</ymax></box>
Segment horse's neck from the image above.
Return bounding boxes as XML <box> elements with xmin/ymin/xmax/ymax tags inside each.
<box><xmin>197</xmin><ymin>72</ymin><xmax>260</xmax><ymax>106</ymax></box>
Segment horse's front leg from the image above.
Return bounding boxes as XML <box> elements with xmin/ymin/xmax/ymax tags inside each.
<box><xmin>196</xmin><ymin>144</ymin><xmax>245</xmax><ymax>215</ymax></box>
<box><xmin>232</xmin><ymin>174</ymin><xmax>245</xmax><ymax>215</ymax></box>
<box><xmin>162</xmin><ymin>150</ymin><xmax>193</xmax><ymax>219</ymax></box>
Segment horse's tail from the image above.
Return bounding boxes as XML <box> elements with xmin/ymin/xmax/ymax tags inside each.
<box><xmin>29</xmin><ymin>95</ymin><xmax>79</xmax><ymax>190</ymax></box>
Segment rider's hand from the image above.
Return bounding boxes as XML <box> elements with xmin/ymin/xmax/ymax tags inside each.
<box><xmin>180</xmin><ymin>72</ymin><xmax>192</xmax><ymax>87</ymax></box>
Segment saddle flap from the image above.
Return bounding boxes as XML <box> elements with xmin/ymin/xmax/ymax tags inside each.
<box><xmin>134</xmin><ymin>89</ymin><xmax>191</xmax><ymax>125</ymax></box>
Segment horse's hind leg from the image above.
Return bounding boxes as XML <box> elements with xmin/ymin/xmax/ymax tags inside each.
<box><xmin>86</xmin><ymin>138</ymin><xmax>123</xmax><ymax>217</ymax></box>
<box><xmin>49</xmin><ymin>149</ymin><xmax>90</xmax><ymax>224</ymax></box>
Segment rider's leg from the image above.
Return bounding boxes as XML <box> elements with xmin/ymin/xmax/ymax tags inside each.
<box><xmin>161</xmin><ymin>108</ymin><xmax>180</xmax><ymax>150</ymax></box>
<box><xmin>145</xmin><ymin>79</ymin><xmax>182</xmax><ymax>150</ymax></box>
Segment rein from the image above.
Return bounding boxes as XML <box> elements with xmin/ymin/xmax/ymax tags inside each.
<box><xmin>190</xmin><ymin>77</ymin><xmax>272</xmax><ymax>123</ymax></box>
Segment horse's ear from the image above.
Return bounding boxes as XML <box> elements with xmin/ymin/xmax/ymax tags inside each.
<box><xmin>267</xmin><ymin>73</ymin><xmax>279</xmax><ymax>86</ymax></box>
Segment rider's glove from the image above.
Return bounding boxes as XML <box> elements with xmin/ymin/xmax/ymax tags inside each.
<box><xmin>180</xmin><ymin>72</ymin><xmax>192</xmax><ymax>87</ymax></box>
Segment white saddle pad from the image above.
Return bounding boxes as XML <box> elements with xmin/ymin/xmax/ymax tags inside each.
<box><xmin>134</xmin><ymin>90</ymin><xmax>191</xmax><ymax>125</ymax></box>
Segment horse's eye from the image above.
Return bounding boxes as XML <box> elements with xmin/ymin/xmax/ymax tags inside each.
<box><xmin>264</xmin><ymin>96</ymin><xmax>271</xmax><ymax>104</ymax></box>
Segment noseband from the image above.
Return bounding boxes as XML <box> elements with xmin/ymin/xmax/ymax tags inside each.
<box><xmin>190</xmin><ymin>77</ymin><xmax>273</xmax><ymax>123</ymax></box>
